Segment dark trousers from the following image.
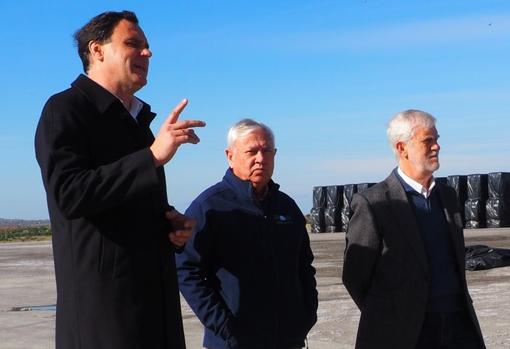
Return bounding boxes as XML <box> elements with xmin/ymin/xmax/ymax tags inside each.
<box><xmin>415</xmin><ymin>311</ymin><xmax>483</xmax><ymax>349</ymax></box>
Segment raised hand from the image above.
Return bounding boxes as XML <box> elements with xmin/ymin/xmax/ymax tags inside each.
<box><xmin>150</xmin><ymin>99</ymin><xmax>206</xmax><ymax>167</ymax></box>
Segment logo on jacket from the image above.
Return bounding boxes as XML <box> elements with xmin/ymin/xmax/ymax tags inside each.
<box><xmin>273</xmin><ymin>214</ymin><xmax>294</xmax><ymax>224</ymax></box>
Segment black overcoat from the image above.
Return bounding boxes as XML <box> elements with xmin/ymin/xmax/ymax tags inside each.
<box><xmin>342</xmin><ymin>172</ymin><xmax>485</xmax><ymax>349</ymax></box>
<box><xmin>35</xmin><ymin>75</ymin><xmax>186</xmax><ymax>349</ymax></box>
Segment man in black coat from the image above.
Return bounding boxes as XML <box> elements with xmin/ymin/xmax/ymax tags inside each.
<box><xmin>342</xmin><ymin>110</ymin><xmax>485</xmax><ymax>348</ymax></box>
<box><xmin>35</xmin><ymin>11</ymin><xmax>205</xmax><ymax>349</ymax></box>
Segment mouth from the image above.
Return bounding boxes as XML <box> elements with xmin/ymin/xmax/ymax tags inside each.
<box><xmin>133</xmin><ymin>63</ymin><xmax>148</xmax><ymax>75</ymax></box>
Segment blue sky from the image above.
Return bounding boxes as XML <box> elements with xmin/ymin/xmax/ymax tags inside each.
<box><xmin>1</xmin><ymin>0</ymin><xmax>509</xmax><ymax>219</ymax></box>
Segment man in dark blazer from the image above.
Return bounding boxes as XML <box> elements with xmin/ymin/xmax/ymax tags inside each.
<box><xmin>35</xmin><ymin>11</ymin><xmax>205</xmax><ymax>349</ymax></box>
<box><xmin>342</xmin><ymin>109</ymin><xmax>485</xmax><ymax>349</ymax></box>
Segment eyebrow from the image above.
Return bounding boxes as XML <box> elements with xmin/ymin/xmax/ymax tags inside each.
<box><xmin>126</xmin><ymin>37</ymin><xmax>149</xmax><ymax>49</ymax></box>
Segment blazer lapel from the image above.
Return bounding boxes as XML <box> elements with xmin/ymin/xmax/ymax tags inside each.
<box><xmin>385</xmin><ymin>173</ymin><xmax>430</xmax><ymax>276</ymax></box>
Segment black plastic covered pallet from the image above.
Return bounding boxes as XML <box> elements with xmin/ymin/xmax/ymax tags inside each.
<box><xmin>447</xmin><ymin>175</ymin><xmax>468</xmax><ymax>224</ymax></box>
<box><xmin>467</xmin><ymin>174</ymin><xmax>488</xmax><ymax>200</ymax></box>
<box><xmin>310</xmin><ymin>207</ymin><xmax>325</xmax><ymax>233</ymax></box>
<box><xmin>488</xmin><ymin>172</ymin><xmax>510</xmax><ymax>199</ymax></box>
<box><xmin>324</xmin><ymin>206</ymin><xmax>342</xmax><ymax>232</ymax></box>
<box><xmin>341</xmin><ymin>207</ymin><xmax>351</xmax><ymax>232</ymax></box>
<box><xmin>486</xmin><ymin>198</ymin><xmax>510</xmax><ymax>228</ymax></box>
<box><xmin>447</xmin><ymin>175</ymin><xmax>468</xmax><ymax>204</ymax></box>
<box><xmin>342</xmin><ymin>184</ymin><xmax>357</xmax><ymax>207</ymax></box>
<box><xmin>312</xmin><ymin>186</ymin><xmax>327</xmax><ymax>208</ymax></box>
<box><xmin>326</xmin><ymin>185</ymin><xmax>344</xmax><ymax>209</ymax></box>
<box><xmin>464</xmin><ymin>199</ymin><xmax>486</xmax><ymax>228</ymax></box>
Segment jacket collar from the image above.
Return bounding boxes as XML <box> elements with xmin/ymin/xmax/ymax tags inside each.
<box><xmin>222</xmin><ymin>168</ymin><xmax>279</xmax><ymax>203</ymax></box>
<box><xmin>71</xmin><ymin>74</ymin><xmax>156</xmax><ymax>125</ymax></box>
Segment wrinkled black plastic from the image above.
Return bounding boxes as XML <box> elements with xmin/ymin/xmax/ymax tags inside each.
<box><xmin>465</xmin><ymin>245</ymin><xmax>510</xmax><ymax>271</ymax></box>
<box><xmin>447</xmin><ymin>175</ymin><xmax>468</xmax><ymax>225</ymax></box>
<box><xmin>313</xmin><ymin>186</ymin><xmax>327</xmax><ymax>208</ymax></box>
<box><xmin>464</xmin><ymin>199</ymin><xmax>486</xmax><ymax>229</ymax></box>
<box><xmin>464</xmin><ymin>199</ymin><xmax>484</xmax><ymax>220</ymax></box>
<box><xmin>324</xmin><ymin>206</ymin><xmax>342</xmax><ymax>232</ymax></box>
<box><xmin>486</xmin><ymin>198</ymin><xmax>510</xmax><ymax>227</ymax></box>
<box><xmin>341</xmin><ymin>207</ymin><xmax>351</xmax><ymax>231</ymax></box>
<box><xmin>467</xmin><ymin>174</ymin><xmax>488</xmax><ymax>200</ymax></box>
<box><xmin>326</xmin><ymin>186</ymin><xmax>344</xmax><ymax>209</ymax></box>
<box><xmin>356</xmin><ymin>183</ymin><xmax>376</xmax><ymax>193</ymax></box>
<box><xmin>310</xmin><ymin>207</ymin><xmax>325</xmax><ymax>233</ymax></box>
<box><xmin>488</xmin><ymin>172</ymin><xmax>510</xmax><ymax>199</ymax></box>
<box><xmin>465</xmin><ymin>220</ymin><xmax>484</xmax><ymax>229</ymax></box>
<box><xmin>447</xmin><ymin>175</ymin><xmax>468</xmax><ymax>204</ymax></box>
<box><xmin>342</xmin><ymin>184</ymin><xmax>357</xmax><ymax>207</ymax></box>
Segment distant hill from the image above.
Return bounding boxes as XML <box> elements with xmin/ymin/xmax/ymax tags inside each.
<box><xmin>0</xmin><ymin>218</ymin><xmax>50</xmax><ymax>227</ymax></box>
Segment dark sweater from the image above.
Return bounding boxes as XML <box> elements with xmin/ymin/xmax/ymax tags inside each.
<box><xmin>396</xmin><ymin>173</ymin><xmax>464</xmax><ymax>312</ymax></box>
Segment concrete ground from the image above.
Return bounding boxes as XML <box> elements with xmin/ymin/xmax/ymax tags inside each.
<box><xmin>1</xmin><ymin>228</ymin><xmax>510</xmax><ymax>348</ymax></box>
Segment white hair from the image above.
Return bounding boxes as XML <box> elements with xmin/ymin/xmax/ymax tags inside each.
<box><xmin>227</xmin><ymin>118</ymin><xmax>275</xmax><ymax>148</ymax></box>
<box><xmin>387</xmin><ymin>109</ymin><xmax>436</xmax><ymax>154</ymax></box>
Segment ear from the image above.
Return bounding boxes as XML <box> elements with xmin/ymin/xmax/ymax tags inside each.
<box><xmin>395</xmin><ymin>141</ymin><xmax>407</xmax><ymax>158</ymax></box>
<box><xmin>88</xmin><ymin>41</ymin><xmax>105</xmax><ymax>63</ymax></box>
<box><xmin>225</xmin><ymin>148</ymin><xmax>234</xmax><ymax>168</ymax></box>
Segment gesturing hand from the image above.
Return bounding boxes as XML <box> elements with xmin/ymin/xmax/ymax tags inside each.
<box><xmin>150</xmin><ymin>99</ymin><xmax>206</xmax><ymax>167</ymax></box>
<box><xmin>166</xmin><ymin>209</ymin><xmax>196</xmax><ymax>248</ymax></box>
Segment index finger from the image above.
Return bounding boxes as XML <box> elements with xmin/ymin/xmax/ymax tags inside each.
<box><xmin>173</xmin><ymin>119</ymin><xmax>207</xmax><ymax>129</ymax></box>
<box><xmin>167</xmin><ymin>98</ymin><xmax>188</xmax><ymax>124</ymax></box>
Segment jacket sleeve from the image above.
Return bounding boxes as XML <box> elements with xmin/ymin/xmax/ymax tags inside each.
<box><xmin>298</xmin><ymin>212</ymin><xmax>318</xmax><ymax>333</ymax></box>
<box><xmin>342</xmin><ymin>193</ymin><xmax>381</xmax><ymax>309</ymax></box>
<box><xmin>175</xmin><ymin>202</ymin><xmax>238</xmax><ymax>346</ymax></box>
<box><xmin>35</xmin><ymin>96</ymin><xmax>162</xmax><ymax>219</ymax></box>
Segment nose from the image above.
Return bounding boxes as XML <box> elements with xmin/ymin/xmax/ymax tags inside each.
<box><xmin>255</xmin><ymin>151</ymin><xmax>265</xmax><ymax>163</ymax></box>
<box><xmin>432</xmin><ymin>141</ymin><xmax>440</xmax><ymax>152</ymax></box>
<box><xmin>141</xmin><ymin>47</ymin><xmax>152</xmax><ymax>57</ymax></box>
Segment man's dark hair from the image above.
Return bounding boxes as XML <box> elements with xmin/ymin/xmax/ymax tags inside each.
<box><xmin>74</xmin><ymin>10</ymin><xmax>139</xmax><ymax>72</ymax></box>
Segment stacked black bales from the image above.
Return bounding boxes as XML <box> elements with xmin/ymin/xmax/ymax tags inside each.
<box><xmin>464</xmin><ymin>174</ymin><xmax>488</xmax><ymax>229</ymax></box>
<box><xmin>310</xmin><ymin>186</ymin><xmax>327</xmax><ymax>233</ymax></box>
<box><xmin>324</xmin><ymin>185</ymin><xmax>343</xmax><ymax>232</ymax></box>
<box><xmin>486</xmin><ymin>172</ymin><xmax>510</xmax><ymax>228</ymax></box>
<box><xmin>447</xmin><ymin>175</ymin><xmax>468</xmax><ymax>226</ymax></box>
<box><xmin>341</xmin><ymin>184</ymin><xmax>358</xmax><ymax>232</ymax></box>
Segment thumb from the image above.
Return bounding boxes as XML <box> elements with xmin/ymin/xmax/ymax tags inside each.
<box><xmin>165</xmin><ymin>209</ymin><xmax>181</xmax><ymax>220</ymax></box>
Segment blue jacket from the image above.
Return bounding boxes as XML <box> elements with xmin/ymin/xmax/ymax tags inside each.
<box><xmin>176</xmin><ymin>169</ymin><xmax>318</xmax><ymax>349</ymax></box>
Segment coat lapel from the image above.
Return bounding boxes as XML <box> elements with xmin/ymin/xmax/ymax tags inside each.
<box><xmin>385</xmin><ymin>173</ymin><xmax>429</xmax><ymax>276</ymax></box>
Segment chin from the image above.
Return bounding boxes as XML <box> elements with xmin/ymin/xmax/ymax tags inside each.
<box><xmin>132</xmin><ymin>80</ymin><xmax>147</xmax><ymax>92</ymax></box>
<box><xmin>252</xmin><ymin>178</ymin><xmax>269</xmax><ymax>188</ymax></box>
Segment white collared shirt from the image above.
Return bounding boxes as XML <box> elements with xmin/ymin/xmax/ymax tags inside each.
<box><xmin>113</xmin><ymin>94</ymin><xmax>144</xmax><ymax>120</ymax></box>
<box><xmin>397</xmin><ymin>167</ymin><xmax>436</xmax><ymax>198</ymax></box>
<box><xmin>126</xmin><ymin>97</ymin><xmax>143</xmax><ymax>120</ymax></box>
